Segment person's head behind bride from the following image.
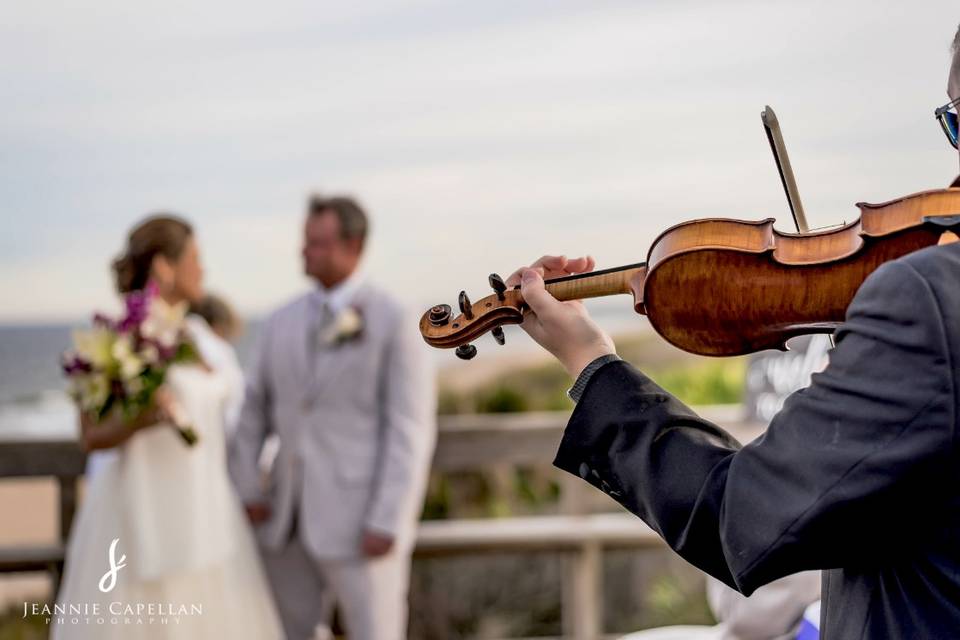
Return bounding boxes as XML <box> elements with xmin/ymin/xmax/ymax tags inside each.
<box><xmin>112</xmin><ymin>214</ymin><xmax>204</xmax><ymax>306</ymax></box>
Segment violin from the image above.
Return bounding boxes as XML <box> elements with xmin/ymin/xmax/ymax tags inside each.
<box><xmin>420</xmin><ymin>188</ymin><xmax>960</xmax><ymax>359</ymax></box>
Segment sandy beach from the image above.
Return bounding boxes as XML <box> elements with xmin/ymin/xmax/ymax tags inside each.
<box><xmin>0</xmin><ymin>477</ymin><xmax>74</xmax><ymax>609</ymax></box>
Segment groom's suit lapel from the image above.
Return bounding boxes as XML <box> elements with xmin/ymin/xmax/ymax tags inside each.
<box><xmin>294</xmin><ymin>296</ymin><xmax>317</xmax><ymax>409</ymax></box>
<box><xmin>303</xmin><ymin>282</ymin><xmax>372</xmax><ymax>407</ymax></box>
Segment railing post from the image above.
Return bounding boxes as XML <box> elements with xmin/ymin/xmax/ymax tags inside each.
<box><xmin>561</xmin><ymin>474</ymin><xmax>603</xmax><ymax>640</ymax></box>
<box><xmin>55</xmin><ymin>474</ymin><xmax>78</xmax><ymax>596</ymax></box>
<box><xmin>565</xmin><ymin>539</ymin><xmax>602</xmax><ymax>640</ymax></box>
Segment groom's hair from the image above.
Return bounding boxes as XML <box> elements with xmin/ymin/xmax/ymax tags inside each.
<box><xmin>308</xmin><ymin>194</ymin><xmax>369</xmax><ymax>249</ymax></box>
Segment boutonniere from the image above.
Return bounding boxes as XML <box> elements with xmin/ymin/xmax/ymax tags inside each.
<box><xmin>322</xmin><ymin>304</ymin><xmax>365</xmax><ymax>347</ymax></box>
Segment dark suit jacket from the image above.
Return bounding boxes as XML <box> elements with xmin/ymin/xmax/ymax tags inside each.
<box><xmin>555</xmin><ymin>243</ymin><xmax>960</xmax><ymax>639</ymax></box>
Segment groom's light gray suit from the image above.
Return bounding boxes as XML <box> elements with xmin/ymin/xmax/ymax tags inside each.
<box><xmin>228</xmin><ymin>270</ymin><xmax>436</xmax><ymax>640</ymax></box>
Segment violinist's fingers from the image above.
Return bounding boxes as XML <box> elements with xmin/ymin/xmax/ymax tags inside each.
<box><xmin>562</xmin><ymin>255</ymin><xmax>595</xmax><ymax>275</ymax></box>
<box><xmin>505</xmin><ymin>253</ymin><xmax>595</xmax><ymax>289</ymax></box>
<box><xmin>533</xmin><ymin>255</ymin><xmax>569</xmax><ymax>271</ymax></box>
<box><xmin>518</xmin><ymin>254</ymin><xmax>595</xmax><ymax>284</ymax></box>
<box><xmin>506</xmin><ymin>255</ymin><xmax>567</xmax><ymax>287</ymax></box>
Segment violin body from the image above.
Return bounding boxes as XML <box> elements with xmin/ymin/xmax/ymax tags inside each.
<box><xmin>638</xmin><ymin>189</ymin><xmax>960</xmax><ymax>354</ymax></box>
<box><xmin>421</xmin><ymin>188</ymin><xmax>960</xmax><ymax>358</ymax></box>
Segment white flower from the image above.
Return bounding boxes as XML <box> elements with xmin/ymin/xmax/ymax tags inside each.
<box><xmin>141</xmin><ymin>298</ymin><xmax>189</xmax><ymax>349</ymax></box>
<box><xmin>321</xmin><ymin>306</ymin><xmax>364</xmax><ymax>346</ymax></box>
<box><xmin>112</xmin><ymin>334</ymin><xmax>144</xmax><ymax>380</ymax></box>
<box><xmin>72</xmin><ymin>327</ymin><xmax>115</xmax><ymax>369</ymax></box>
<box><xmin>124</xmin><ymin>376</ymin><xmax>145</xmax><ymax>397</ymax></box>
<box><xmin>72</xmin><ymin>373</ymin><xmax>110</xmax><ymax>412</ymax></box>
<box><xmin>139</xmin><ymin>343</ymin><xmax>160</xmax><ymax>365</ymax></box>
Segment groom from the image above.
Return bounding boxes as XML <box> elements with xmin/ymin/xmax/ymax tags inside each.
<box><xmin>228</xmin><ymin>195</ymin><xmax>437</xmax><ymax>640</ymax></box>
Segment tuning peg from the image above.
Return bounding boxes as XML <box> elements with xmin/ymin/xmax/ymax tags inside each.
<box><xmin>491</xmin><ymin>326</ymin><xmax>505</xmax><ymax>345</ymax></box>
<box><xmin>458</xmin><ymin>291</ymin><xmax>474</xmax><ymax>319</ymax></box>
<box><xmin>428</xmin><ymin>304</ymin><xmax>452</xmax><ymax>327</ymax></box>
<box><xmin>455</xmin><ymin>344</ymin><xmax>478</xmax><ymax>360</ymax></box>
<box><xmin>488</xmin><ymin>273</ymin><xmax>507</xmax><ymax>301</ymax></box>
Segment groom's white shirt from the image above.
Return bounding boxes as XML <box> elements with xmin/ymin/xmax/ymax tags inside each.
<box><xmin>308</xmin><ymin>266</ymin><xmax>366</xmax><ymax>321</ymax></box>
<box><xmin>228</xmin><ymin>272</ymin><xmax>437</xmax><ymax>558</ymax></box>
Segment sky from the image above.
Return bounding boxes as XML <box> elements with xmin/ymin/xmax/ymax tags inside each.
<box><xmin>1</xmin><ymin>0</ymin><xmax>958</xmax><ymax>325</ymax></box>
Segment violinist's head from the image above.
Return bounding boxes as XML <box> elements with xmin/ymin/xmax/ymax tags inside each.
<box><xmin>948</xmin><ymin>24</ymin><xmax>960</xmax><ymax>170</ymax></box>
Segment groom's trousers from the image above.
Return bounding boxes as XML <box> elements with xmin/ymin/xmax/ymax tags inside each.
<box><xmin>260</xmin><ymin>509</ymin><xmax>412</xmax><ymax>640</ymax></box>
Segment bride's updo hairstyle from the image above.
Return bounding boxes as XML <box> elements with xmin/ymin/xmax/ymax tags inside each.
<box><xmin>112</xmin><ymin>215</ymin><xmax>193</xmax><ymax>294</ymax></box>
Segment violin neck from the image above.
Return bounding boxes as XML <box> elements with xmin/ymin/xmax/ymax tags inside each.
<box><xmin>512</xmin><ymin>261</ymin><xmax>647</xmax><ymax>302</ymax></box>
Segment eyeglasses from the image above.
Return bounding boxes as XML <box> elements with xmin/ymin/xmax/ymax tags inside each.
<box><xmin>935</xmin><ymin>96</ymin><xmax>960</xmax><ymax>149</ymax></box>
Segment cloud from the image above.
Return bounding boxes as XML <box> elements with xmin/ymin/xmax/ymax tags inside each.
<box><xmin>1</xmin><ymin>0</ymin><xmax>957</xmax><ymax>321</ymax></box>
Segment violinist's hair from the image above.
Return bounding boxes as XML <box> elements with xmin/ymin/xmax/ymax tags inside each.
<box><xmin>954</xmin><ymin>23</ymin><xmax>960</xmax><ymax>55</ymax></box>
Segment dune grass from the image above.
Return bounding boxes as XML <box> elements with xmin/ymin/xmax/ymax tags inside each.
<box><xmin>440</xmin><ymin>332</ymin><xmax>747</xmax><ymax>414</ymax></box>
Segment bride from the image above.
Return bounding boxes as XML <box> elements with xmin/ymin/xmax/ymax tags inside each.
<box><xmin>51</xmin><ymin>215</ymin><xmax>283</xmax><ymax>639</ymax></box>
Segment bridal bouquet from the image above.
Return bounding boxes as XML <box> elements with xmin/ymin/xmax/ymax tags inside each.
<box><xmin>61</xmin><ymin>283</ymin><xmax>200</xmax><ymax>446</ymax></box>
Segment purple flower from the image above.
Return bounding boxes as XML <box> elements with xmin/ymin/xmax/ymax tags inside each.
<box><xmin>157</xmin><ymin>342</ymin><xmax>177</xmax><ymax>363</ymax></box>
<box><xmin>61</xmin><ymin>354</ymin><xmax>93</xmax><ymax>376</ymax></box>
<box><xmin>117</xmin><ymin>282</ymin><xmax>157</xmax><ymax>333</ymax></box>
<box><xmin>92</xmin><ymin>313</ymin><xmax>115</xmax><ymax>330</ymax></box>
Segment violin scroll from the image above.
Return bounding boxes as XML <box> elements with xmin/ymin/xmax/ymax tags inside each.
<box><xmin>421</xmin><ymin>265</ymin><xmax>646</xmax><ymax>358</ymax></box>
<box><xmin>420</xmin><ymin>272</ymin><xmax>527</xmax><ymax>356</ymax></box>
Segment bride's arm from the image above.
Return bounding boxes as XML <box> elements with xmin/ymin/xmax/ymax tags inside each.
<box><xmin>79</xmin><ymin>388</ymin><xmax>172</xmax><ymax>451</ymax></box>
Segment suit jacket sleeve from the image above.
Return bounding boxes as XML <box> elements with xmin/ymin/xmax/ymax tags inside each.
<box><xmin>554</xmin><ymin>259</ymin><xmax>955</xmax><ymax>595</ymax></box>
<box><xmin>365</xmin><ymin>306</ymin><xmax>438</xmax><ymax>537</ymax></box>
<box><xmin>227</xmin><ymin>316</ymin><xmax>275</xmax><ymax>504</ymax></box>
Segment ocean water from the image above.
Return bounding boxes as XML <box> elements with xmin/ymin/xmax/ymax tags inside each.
<box><xmin>0</xmin><ymin>322</ymin><xmax>260</xmax><ymax>441</ymax></box>
<box><xmin>0</xmin><ymin>325</ymin><xmax>75</xmax><ymax>440</ymax></box>
<box><xmin>0</xmin><ymin>301</ymin><xmax>645</xmax><ymax>441</ymax></box>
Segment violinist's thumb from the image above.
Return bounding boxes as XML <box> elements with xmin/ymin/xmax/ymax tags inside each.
<box><xmin>520</xmin><ymin>268</ymin><xmax>559</xmax><ymax>319</ymax></box>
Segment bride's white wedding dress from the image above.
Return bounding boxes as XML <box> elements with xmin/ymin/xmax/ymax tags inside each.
<box><xmin>51</xmin><ymin>316</ymin><xmax>283</xmax><ymax>639</ymax></box>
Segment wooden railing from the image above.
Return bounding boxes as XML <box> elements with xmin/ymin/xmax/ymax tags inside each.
<box><xmin>0</xmin><ymin>406</ymin><xmax>762</xmax><ymax>640</ymax></box>
<box><xmin>419</xmin><ymin>406</ymin><xmax>761</xmax><ymax>640</ymax></box>
<box><xmin>0</xmin><ymin>439</ymin><xmax>86</xmax><ymax>594</ymax></box>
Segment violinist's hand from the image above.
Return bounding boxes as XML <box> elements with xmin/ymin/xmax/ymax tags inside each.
<box><xmin>505</xmin><ymin>255</ymin><xmax>616</xmax><ymax>379</ymax></box>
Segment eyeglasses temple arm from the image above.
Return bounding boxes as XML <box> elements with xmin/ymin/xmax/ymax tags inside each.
<box><xmin>935</xmin><ymin>96</ymin><xmax>960</xmax><ymax>117</ymax></box>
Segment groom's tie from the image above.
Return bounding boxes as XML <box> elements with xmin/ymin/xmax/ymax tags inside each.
<box><xmin>309</xmin><ymin>299</ymin><xmax>335</xmax><ymax>372</ymax></box>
